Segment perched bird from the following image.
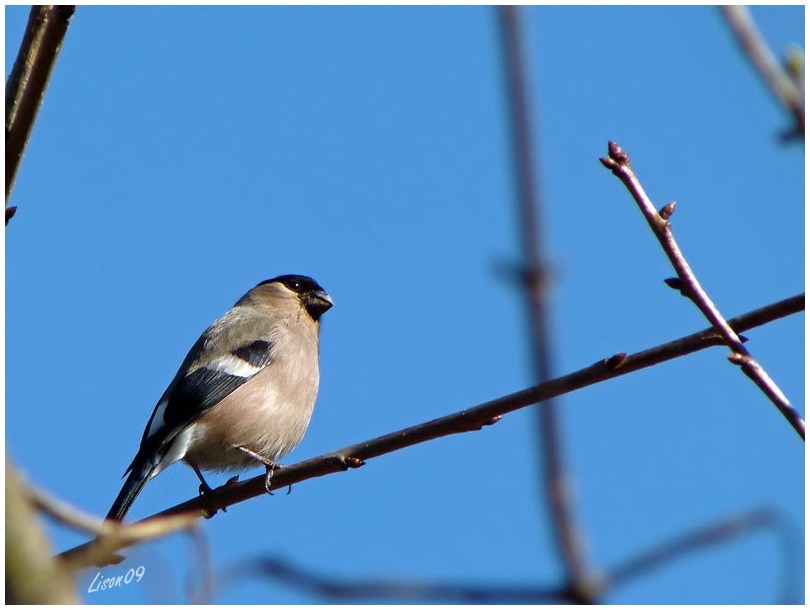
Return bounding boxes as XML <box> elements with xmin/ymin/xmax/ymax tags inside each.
<box><xmin>106</xmin><ymin>275</ymin><xmax>333</xmax><ymax>521</ymax></box>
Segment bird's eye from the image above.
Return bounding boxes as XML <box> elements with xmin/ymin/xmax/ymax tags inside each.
<box><xmin>289</xmin><ymin>280</ymin><xmax>301</xmax><ymax>290</ymax></box>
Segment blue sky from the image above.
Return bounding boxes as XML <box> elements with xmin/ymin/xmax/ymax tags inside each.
<box><xmin>5</xmin><ymin>5</ymin><xmax>804</xmax><ymax>604</ymax></box>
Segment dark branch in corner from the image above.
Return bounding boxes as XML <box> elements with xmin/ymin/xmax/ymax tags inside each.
<box><xmin>6</xmin><ymin>5</ymin><xmax>76</xmax><ymax>208</ymax></box>
<box><xmin>57</xmin><ymin>293</ymin><xmax>803</xmax><ymax>568</ymax></box>
<box><xmin>600</xmin><ymin>141</ymin><xmax>804</xmax><ymax>440</ymax></box>
<box><xmin>497</xmin><ymin>5</ymin><xmax>593</xmax><ymax>602</ymax></box>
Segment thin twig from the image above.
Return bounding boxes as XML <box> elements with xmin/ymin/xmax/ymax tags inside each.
<box><xmin>57</xmin><ymin>293</ymin><xmax>803</xmax><ymax>568</ymax></box>
<box><xmin>30</xmin><ymin>479</ymin><xmax>199</xmax><ymax>571</ymax></box>
<box><xmin>497</xmin><ymin>5</ymin><xmax>592</xmax><ymax>601</ymax></box>
<box><xmin>5</xmin><ymin>5</ymin><xmax>76</xmax><ymax>206</ymax></box>
<box><xmin>30</xmin><ymin>481</ymin><xmax>198</xmax><ymax>540</ymax></box>
<box><xmin>720</xmin><ymin>6</ymin><xmax>804</xmax><ymax>137</ymax></box>
<box><xmin>28</xmin><ymin>484</ymin><xmax>127</xmax><ymax>537</ymax></box>
<box><xmin>214</xmin><ymin>557</ymin><xmax>567</xmax><ymax>603</ymax></box>
<box><xmin>602</xmin><ymin>507</ymin><xmax>800</xmax><ymax>603</ymax></box>
<box><xmin>600</xmin><ymin>142</ymin><xmax>804</xmax><ymax>440</ymax></box>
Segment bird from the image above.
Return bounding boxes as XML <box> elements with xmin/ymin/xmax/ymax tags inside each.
<box><xmin>106</xmin><ymin>274</ymin><xmax>333</xmax><ymax>521</ymax></box>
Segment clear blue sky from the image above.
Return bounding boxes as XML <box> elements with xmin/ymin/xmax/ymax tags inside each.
<box><xmin>5</xmin><ymin>5</ymin><xmax>804</xmax><ymax>604</ymax></box>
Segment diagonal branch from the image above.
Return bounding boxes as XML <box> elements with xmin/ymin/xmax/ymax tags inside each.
<box><xmin>6</xmin><ymin>5</ymin><xmax>76</xmax><ymax>206</ymax></box>
<box><xmin>27</xmin><ymin>477</ymin><xmax>200</xmax><ymax>572</ymax></box>
<box><xmin>600</xmin><ymin>142</ymin><xmax>804</xmax><ymax>440</ymax></box>
<box><xmin>720</xmin><ymin>6</ymin><xmax>804</xmax><ymax>138</ymax></box>
<box><xmin>57</xmin><ymin>293</ymin><xmax>803</xmax><ymax>568</ymax></box>
<box><xmin>497</xmin><ymin>5</ymin><xmax>592</xmax><ymax>601</ymax></box>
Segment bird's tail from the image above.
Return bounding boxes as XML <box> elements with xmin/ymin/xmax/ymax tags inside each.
<box><xmin>106</xmin><ymin>459</ymin><xmax>157</xmax><ymax>521</ymax></box>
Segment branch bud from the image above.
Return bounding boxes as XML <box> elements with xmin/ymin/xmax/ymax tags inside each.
<box><xmin>659</xmin><ymin>201</ymin><xmax>676</xmax><ymax>220</ymax></box>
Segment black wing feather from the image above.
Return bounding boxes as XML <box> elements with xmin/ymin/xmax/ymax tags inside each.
<box><xmin>232</xmin><ymin>339</ymin><xmax>275</xmax><ymax>368</ymax></box>
<box><xmin>162</xmin><ymin>339</ymin><xmax>276</xmax><ymax>430</ymax></box>
<box><xmin>162</xmin><ymin>367</ymin><xmax>248</xmax><ymax>429</ymax></box>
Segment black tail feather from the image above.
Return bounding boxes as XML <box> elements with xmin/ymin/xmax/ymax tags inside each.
<box><xmin>106</xmin><ymin>460</ymin><xmax>156</xmax><ymax>521</ymax></box>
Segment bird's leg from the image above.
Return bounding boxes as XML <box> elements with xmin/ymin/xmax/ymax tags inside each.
<box><xmin>189</xmin><ymin>462</ymin><xmax>226</xmax><ymax>518</ymax></box>
<box><xmin>267</xmin><ymin>463</ymin><xmax>292</xmax><ymax>495</ymax></box>
<box><xmin>190</xmin><ymin>462</ymin><xmax>214</xmax><ymax>496</ymax></box>
<box><xmin>236</xmin><ymin>446</ymin><xmax>290</xmax><ymax>495</ymax></box>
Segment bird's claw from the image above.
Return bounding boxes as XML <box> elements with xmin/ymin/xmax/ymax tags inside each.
<box><xmin>197</xmin><ymin>478</ymin><xmax>228</xmax><ymax>517</ymax></box>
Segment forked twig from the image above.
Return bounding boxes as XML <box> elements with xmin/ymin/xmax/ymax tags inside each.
<box><xmin>600</xmin><ymin>142</ymin><xmax>804</xmax><ymax>440</ymax></box>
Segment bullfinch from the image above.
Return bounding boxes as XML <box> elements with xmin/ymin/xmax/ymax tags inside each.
<box><xmin>106</xmin><ymin>274</ymin><xmax>333</xmax><ymax>521</ymax></box>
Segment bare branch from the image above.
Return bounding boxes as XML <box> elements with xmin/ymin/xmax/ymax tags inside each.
<box><xmin>602</xmin><ymin>507</ymin><xmax>800</xmax><ymax>603</ymax></box>
<box><xmin>28</xmin><ymin>479</ymin><xmax>200</xmax><ymax>571</ymax></box>
<box><xmin>214</xmin><ymin>556</ymin><xmax>568</xmax><ymax>603</ymax></box>
<box><xmin>25</xmin><ymin>473</ymin><xmax>210</xmax><ymax>599</ymax></box>
<box><xmin>5</xmin><ymin>6</ymin><xmax>76</xmax><ymax>207</ymax></box>
<box><xmin>56</xmin><ymin>293</ymin><xmax>802</xmax><ymax>568</ymax></box>
<box><xmin>212</xmin><ymin>506</ymin><xmax>798</xmax><ymax>603</ymax></box>
<box><xmin>720</xmin><ymin>6</ymin><xmax>804</xmax><ymax>137</ymax></box>
<box><xmin>600</xmin><ymin>142</ymin><xmax>804</xmax><ymax>440</ymax></box>
<box><xmin>497</xmin><ymin>5</ymin><xmax>592</xmax><ymax>601</ymax></box>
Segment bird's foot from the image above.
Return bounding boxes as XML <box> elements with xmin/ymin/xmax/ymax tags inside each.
<box><xmin>235</xmin><ymin>446</ymin><xmax>290</xmax><ymax>495</ymax></box>
<box><xmin>189</xmin><ymin>462</ymin><xmax>228</xmax><ymax>518</ymax></box>
<box><xmin>262</xmin><ymin>463</ymin><xmax>292</xmax><ymax>495</ymax></box>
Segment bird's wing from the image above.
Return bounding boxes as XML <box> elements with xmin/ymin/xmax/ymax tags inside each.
<box><xmin>157</xmin><ymin>338</ymin><xmax>276</xmax><ymax>434</ymax></box>
<box><xmin>126</xmin><ymin>333</ymin><xmax>277</xmax><ymax>475</ymax></box>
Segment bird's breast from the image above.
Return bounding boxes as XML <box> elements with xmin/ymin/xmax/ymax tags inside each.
<box><xmin>183</xmin><ymin>332</ymin><xmax>320</xmax><ymax>472</ymax></box>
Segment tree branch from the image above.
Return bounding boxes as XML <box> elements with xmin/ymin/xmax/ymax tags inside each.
<box><xmin>214</xmin><ymin>556</ymin><xmax>568</xmax><ymax>603</ymax></box>
<box><xmin>5</xmin><ymin>5</ymin><xmax>76</xmax><ymax>206</ymax></box>
<box><xmin>600</xmin><ymin>141</ymin><xmax>804</xmax><ymax>440</ymax></box>
<box><xmin>497</xmin><ymin>5</ymin><xmax>592</xmax><ymax>601</ymax></box>
<box><xmin>602</xmin><ymin>507</ymin><xmax>799</xmax><ymax>603</ymax></box>
<box><xmin>6</xmin><ymin>460</ymin><xmax>78</xmax><ymax>603</ymax></box>
<box><xmin>210</xmin><ymin>506</ymin><xmax>796</xmax><ymax>603</ymax></box>
<box><xmin>57</xmin><ymin>293</ymin><xmax>803</xmax><ymax>568</ymax></box>
<box><xmin>28</xmin><ymin>479</ymin><xmax>200</xmax><ymax>571</ymax></box>
<box><xmin>720</xmin><ymin>6</ymin><xmax>804</xmax><ymax>138</ymax></box>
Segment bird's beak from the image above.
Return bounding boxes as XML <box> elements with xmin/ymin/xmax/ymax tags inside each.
<box><xmin>306</xmin><ymin>289</ymin><xmax>333</xmax><ymax>320</ymax></box>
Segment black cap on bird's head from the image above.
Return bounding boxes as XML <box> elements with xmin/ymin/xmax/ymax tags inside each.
<box><xmin>259</xmin><ymin>274</ymin><xmax>333</xmax><ymax>321</ymax></box>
